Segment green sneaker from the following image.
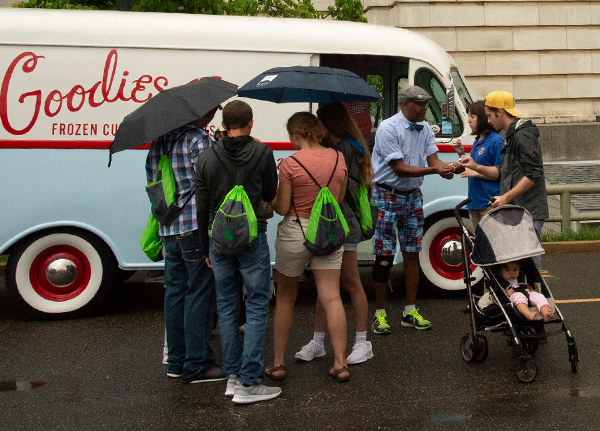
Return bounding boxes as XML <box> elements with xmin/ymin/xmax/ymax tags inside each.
<box><xmin>401</xmin><ymin>309</ymin><xmax>432</xmax><ymax>330</ymax></box>
<box><xmin>371</xmin><ymin>311</ymin><xmax>391</xmax><ymax>334</ymax></box>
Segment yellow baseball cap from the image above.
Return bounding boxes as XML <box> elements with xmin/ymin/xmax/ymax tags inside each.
<box><xmin>485</xmin><ymin>91</ymin><xmax>522</xmax><ymax>117</ymax></box>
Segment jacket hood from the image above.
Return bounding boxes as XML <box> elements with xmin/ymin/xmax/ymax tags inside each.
<box><xmin>506</xmin><ymin>119</ymin><xmax>539</xmax><ymax>141</ymax></box>
<box><xmin>221</xmin><ymin>135</ymin><xmax>257</xmax><ymax>165</ymax></box>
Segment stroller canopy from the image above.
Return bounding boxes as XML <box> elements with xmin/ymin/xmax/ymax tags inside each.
<box><xmin>471</xmin><ymin>205</ymin><xmax>545</xmax><ymax>266</ymax></box>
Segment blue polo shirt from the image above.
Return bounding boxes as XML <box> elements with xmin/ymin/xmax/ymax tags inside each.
<box><xmin>466</xmin><ymin>130</ymin><xmax>503</xmax><ymax>209</ymax></box>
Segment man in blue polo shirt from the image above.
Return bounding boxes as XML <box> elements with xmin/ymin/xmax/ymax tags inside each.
<box><xmin>370</xmin><ymin>85</ymin><xmax>456</xmax><ymax>334</ymax></box>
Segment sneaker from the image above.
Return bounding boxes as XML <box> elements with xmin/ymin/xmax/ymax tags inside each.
<box><xmin>346</xmin><ymin>341</ymin><xmax>374</xmax><ymax>365</ymax></box>
<box><xmin>225</xmin><ymin>374</ymin><xmax>239</xmax><ymax>397</ymax></box>
<box><xmin>232</xmin><ymin>383</ymin><xmax>282</xmax><ymax>404</ymax></box>
<box><xmin>372</xmin><ymin>311</ymin><xmax>391</xmax><ymax>334</ymax></box>
<box><xmin>182</xmin><ymin>366</ymin><xmax>227</xmax><ymax>383</ymax></box>
<box><xmin>401</xmin><ymin>309</ymin><xmax>432</xmax><ymax>330</ymax></box>
<box><xmin>294</xmin><ymin>340</ymin><xmax>326</xmax><ymax>361</ymax></box>
<box><xmin>166</xmin><ymin>372</ymin><xmax>181</xmax><ymax>378</ymax></box>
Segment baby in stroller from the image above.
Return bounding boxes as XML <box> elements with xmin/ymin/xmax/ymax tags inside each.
<box><xmin>498</xmin><ymin>260</ymin><xmax>555</xmax><ymax>322</ymax></box>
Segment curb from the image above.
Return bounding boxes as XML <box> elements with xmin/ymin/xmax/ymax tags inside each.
<box><xmin>542</xmin><ymin>240</ymin><xmax>600</xmax><ymax>255</ymax></box>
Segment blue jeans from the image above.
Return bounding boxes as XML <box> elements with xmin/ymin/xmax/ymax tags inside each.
<box><xmin>209</xmin><ymin>232</ymin><xmax>271</xmax><ymax>386</ymax></box>
<box><xmin>162</xmin><ymin>230</ymin><xmax>216</xmax><ymax>379</ymax></box>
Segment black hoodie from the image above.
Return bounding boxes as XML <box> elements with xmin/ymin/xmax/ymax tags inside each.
<box><xmin>195</xmin><ymin>136</ymin><xmax>278</xmax><ymax>256</ymax></box>
<box><xmin>499</xmin><ymin>119</ymin><xmax>549</xmax><ymax>220</ymax></box>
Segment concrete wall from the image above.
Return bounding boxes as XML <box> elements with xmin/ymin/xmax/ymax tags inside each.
<box><xmin>359</xmin><ymin>0</ymin><xmax>600</xmax><ymax>161</ymax></box>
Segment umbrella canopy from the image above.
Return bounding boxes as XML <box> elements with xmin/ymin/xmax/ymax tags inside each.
<box><xmin>109</xmin><ymin>77</ymin><xmax>238</xmax><ymax>163</ymax></box>
<box><xmin>470</xmin><ymin>205</ymin><xmax>545</xmax><ymax>266</ymax></box>
<box><xmin>237</xmin><ymin>66</ymin><xmax>381</xmax><ymax>105</ymax></box>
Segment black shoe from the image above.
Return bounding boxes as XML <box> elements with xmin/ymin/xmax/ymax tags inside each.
<box><xmin>182</xmin><ymin>366</ymin><xmax>227</xmax><ymax>383</ymax></box>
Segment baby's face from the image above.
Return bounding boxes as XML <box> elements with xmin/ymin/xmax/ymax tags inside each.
<box><xmin>501</xmin><ymin>262</ymin><xmax>520</xmax><ymax>281</ymax></box>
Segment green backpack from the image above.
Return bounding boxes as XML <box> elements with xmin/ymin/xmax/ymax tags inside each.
<box><xmin>145</xmin><ymin>135</ymin><xmax>194</xmax><ymax>226</ymax></box>
<box><xmin>290</xmin><ymin>152</ymin><xmax>349</xmax><ymax>256</ymax></box>
<box><xmin>356</xmin><ymin>183</ymin><xmax>379</xmax><ymax>241</ymax></box>
<box><xmin>209</xmin><ymin>143</ymin><xmax>266</xmax><ymax>256</ymax></box>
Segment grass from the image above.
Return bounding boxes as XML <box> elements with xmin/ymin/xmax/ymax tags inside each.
<box><xmin>0</xmin><ymin>255</ymin><xmax>7</xmax><ymax>263</ymax></box>
<box><xmin>542</xmin><ymin>225</ymin><xmax>600</xmax><ymax>242</ymax></box>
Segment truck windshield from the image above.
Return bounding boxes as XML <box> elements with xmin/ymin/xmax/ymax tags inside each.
<box><xmin>450</xmin><ymin>69</ymin><xmax>473</xmax><ymax>108</ymax></box>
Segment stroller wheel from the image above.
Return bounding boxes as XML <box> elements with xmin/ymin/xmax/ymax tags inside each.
<box><xmin>460</xmin><ymin>334</ymin><xmax>477</xmax><ymax>363</ymax></box>
<box><xmin>515</xmin><ymin>357</ymin><xmax>537</xmax><ymax>383</ymax></box>
<box><xmin>474</xmin><ymin>334</ymin><xmax>489</xmax><ymax>362</ymax></box>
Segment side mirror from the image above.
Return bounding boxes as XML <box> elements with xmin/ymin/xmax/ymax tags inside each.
<box><xmin>445</xmin><ymin>86</ymin><xmax>455</xmax><ymax>123</ymax></box>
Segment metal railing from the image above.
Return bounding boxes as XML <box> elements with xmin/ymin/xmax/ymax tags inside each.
<box><xmin>546</xmin><ymin>184</ymin><xmax>600</xmax><ymax>232</ymax></box>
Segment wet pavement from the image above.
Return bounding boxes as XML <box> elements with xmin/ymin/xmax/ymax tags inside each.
<box><xmin>1</xmin><ymin>252</ymin><xmax>599</xmax><ymax>431</ymax></box>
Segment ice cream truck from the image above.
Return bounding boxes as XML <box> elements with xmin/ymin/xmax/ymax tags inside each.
<box><xmin>0</xmin><ymin>8</ymin><xmax>481</xmax><ymax>318</ymax></box>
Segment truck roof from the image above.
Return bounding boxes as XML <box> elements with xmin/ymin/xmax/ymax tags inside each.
<box><xmin>0</xmin><ymin>8</ymin><xmax>455</xmax><ymax>76</ymax></box>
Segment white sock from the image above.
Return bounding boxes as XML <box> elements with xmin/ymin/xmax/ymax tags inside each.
<box><xmin>375</xmin><ymin>308</ymin><xmax>386</xmax><ymax>316</ymax></box>
<box><xmin>354</xmin><ymin>331</ymin><xmax>367</xmax><ymax>346</ymax></box>
<box><xmin>405</xmin><ymin>305</ymin><xmax>416</xmax><ymax>314</ymax></box>
<box><xmin>312</xmin><ymin>331</ymin><xmax>325</xmax><ymax>346</ymax></box>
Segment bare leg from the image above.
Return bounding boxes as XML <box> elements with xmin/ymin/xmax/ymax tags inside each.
<box><xmin>312</xmin><ymin>268</ymin><xmax>348</xmax><ymax>377</ymax></box>
<box><xmin>402</xmin><ymin>251</ymin><xmax>420</xmax><ymax>306</ymax></box>
<box><xmin>340</xmin><ymin>251</ymin><xmax>368</xmax><ymax>333</ymax></box>
<box><xmin>271</xmin><ymin>269</ymin><xmax>300</xmax><ymax>378</ymax></box>
<box><xmin>540</xmin><ymin>305</ymin><xmax>555</xmax><ymax>322</ymax></box>
<box><xmin>314</xmin><ymin>251</ymin><xmax>367</xmax><ymax>333</ymax></box>
<box><xmin>516</xmin><ymin>302</ymin><xmax>537</xmax><ymax>320</ymax></box>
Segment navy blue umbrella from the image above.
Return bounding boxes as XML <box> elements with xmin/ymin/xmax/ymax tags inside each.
<box><xmin>237</xmin><ymin>66</ymin><xmax>381</xmax><ymax>107</ymax></box>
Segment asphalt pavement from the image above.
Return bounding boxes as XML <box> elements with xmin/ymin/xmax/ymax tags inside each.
<box><xmin>1</xmin><ymin>252</ymin><xmax>599</xmax><ymax>431</ymax></box>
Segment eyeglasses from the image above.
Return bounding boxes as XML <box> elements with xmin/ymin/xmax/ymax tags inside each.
<box><xmin>409</xmin><ymin>100</ymin><xmax>429</xmax><ymax>107</ymax></box>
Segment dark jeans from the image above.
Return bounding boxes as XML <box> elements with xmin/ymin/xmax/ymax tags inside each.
<box><xmin>162</xmin><ymin>230</ymin><xmax>216</xmax><ymax>379</ymax></box>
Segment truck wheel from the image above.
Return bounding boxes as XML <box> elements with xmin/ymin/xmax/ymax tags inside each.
<box><xmin>419</xmin><ymin>214</ymin><xmax>482</xmax><ymax>297</ymax></box>
<box><xmin>5</xmin><ymin>230</ymin><xmax>116</xmax><ymax>319</ymax></box>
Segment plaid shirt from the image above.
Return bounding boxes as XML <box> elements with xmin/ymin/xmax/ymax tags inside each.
<box><xmin>145</xmin><ymin>122</ymin><xmax>212</xmax><ymax>236</ymax></box>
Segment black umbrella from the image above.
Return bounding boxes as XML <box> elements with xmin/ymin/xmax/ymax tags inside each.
<box><xmin>237</xmin><ymin>66</ymin><xmax>380</xmax><ymax>108</ymax></box>
<box><xmin>109</xmin><ymin>77</ymin><xmax>238</xmax><ymax>164</ymax></box>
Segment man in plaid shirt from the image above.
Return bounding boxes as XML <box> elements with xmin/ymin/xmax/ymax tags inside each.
<box><xmin>145</xmin><ymin>106</ymin><xmax>226</xmax><ymax>384</ymax></box>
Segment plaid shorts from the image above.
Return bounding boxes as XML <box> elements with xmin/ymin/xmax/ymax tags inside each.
<box><xmin>372</xmin><ymin>186</ymin><xmax>424</xmax><ymax>255</ymax></box>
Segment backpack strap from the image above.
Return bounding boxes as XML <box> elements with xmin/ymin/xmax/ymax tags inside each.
<box><xmin>289</xmin><ymin>150</ymin><xmax>339</xmax><ymax>189</ymax></box>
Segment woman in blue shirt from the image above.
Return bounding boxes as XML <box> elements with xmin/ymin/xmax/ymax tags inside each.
<box><xmin>453</xmin><ymin>100</ymin><xmax>504</xmax><ymax>228</ymax></box>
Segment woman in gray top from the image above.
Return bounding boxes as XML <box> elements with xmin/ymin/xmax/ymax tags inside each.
<box><xmin>293</xmin><ymin>102</ymin><xmax>375</xmax><ymax>365</ymax></box>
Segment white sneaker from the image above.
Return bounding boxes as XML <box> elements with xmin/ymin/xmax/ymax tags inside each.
<box><xmin>232</xmin><ymin>383</ymin><xmax>282</xmax><ymax>404</ymax></box>
<box><xmin>346</xmin><ymin>341</ymin><xmax>374</xmax><ymax>365</ymax></box>
<box><xmin>225</xmin><ymin>374</ymin><xmax>239</xmax><ymax>397</ymax></box>
<box><xmin>294</xmin><ymin>340</ymin><xmax>326</xmax><ymax>361</ymax></box>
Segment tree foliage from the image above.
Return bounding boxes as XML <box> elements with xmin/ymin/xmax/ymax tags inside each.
<box><xmin>13</xmin><ymin>0</ymin><xmax>364</xmax><ymax>22</ymax></box>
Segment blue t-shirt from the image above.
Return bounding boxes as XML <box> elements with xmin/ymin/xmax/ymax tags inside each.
<box><xmin>466</xmin><ymin>130</ymin><xmax>503</xmax><ymax>210</ymax></box>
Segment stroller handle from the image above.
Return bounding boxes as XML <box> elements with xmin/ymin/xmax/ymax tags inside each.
<box><xmin>454</xmin><ymin>198</ymin><xmax>471</xmax><ymax>226</ymax></box>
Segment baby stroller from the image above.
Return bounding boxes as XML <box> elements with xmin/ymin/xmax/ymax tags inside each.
<box><xmin>454</xmin><ymin>199</ymin><xmax>578</xmax><ymax>383</ymax></box>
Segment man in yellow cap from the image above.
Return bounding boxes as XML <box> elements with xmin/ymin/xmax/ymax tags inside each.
<box><xmin>459</xmin><ymin>91</ymin><xmax>548</xmax><ymax>271</ymax></box>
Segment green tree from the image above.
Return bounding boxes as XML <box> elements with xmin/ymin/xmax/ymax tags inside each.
<box><xmin>326</xmin><ymin>0</ymin><xmax>366</xmax><ymax>23</ymax></box>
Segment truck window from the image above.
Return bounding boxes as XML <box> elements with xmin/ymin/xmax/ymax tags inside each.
<box><xmin>450</xmin><ymin>69</ymin><xmax>473</xmax><ymax>109</ymax></box>
<box><xmin>415</xmin><ymin>68</ymin><xmax>463</xmax><ymax>137</ymax></box>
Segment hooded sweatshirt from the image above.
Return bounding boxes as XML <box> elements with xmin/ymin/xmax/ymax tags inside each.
<box><xmin>195</xmin><ymin>135</ymin><xmax>278</xmax><ymax>256</ymax></box>
<box><xmin>499</xmin><ymin>119</ymin><xmax>549</xmax><ymax>220</ymax></box>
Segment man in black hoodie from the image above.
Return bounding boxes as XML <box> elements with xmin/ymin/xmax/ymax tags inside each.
<box><xmin>195</xmin><ymin>100</ymin><xmax>279</xmax><ymax>404</ymax></box>
<box><xmin>459</xmin><ymin>91</ymin><xmax>548</xmax><ymax>270</ymax></box>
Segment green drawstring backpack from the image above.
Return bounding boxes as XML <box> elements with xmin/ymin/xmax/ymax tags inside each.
<box><xmin>290</xmin><ymin>152</ymin><xmax>349</xmax><ymax>256</ymax></box>
<box><xmin>209</xmin><ymin>144</ymin><xmax>266</xmax><ymax>256</ymax></box>
<box><xmin>356</xmin><ymin>183</ymin><xmax>378</xmax><ymax>241</ymax></box>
